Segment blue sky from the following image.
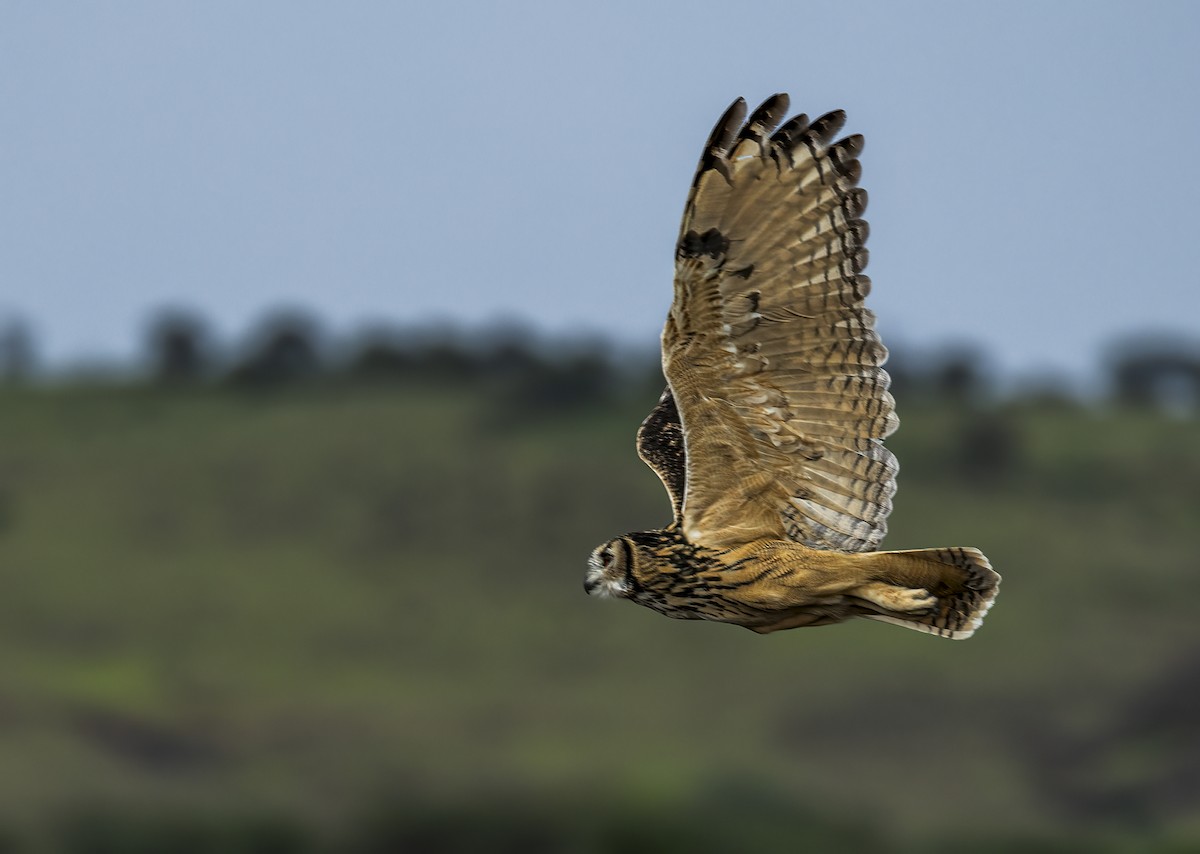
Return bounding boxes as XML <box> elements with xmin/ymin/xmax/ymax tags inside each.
<box><xmin>2</xmin><ymin>2</ymin><xmax>1198</xmax><ymax>382</ymax></box>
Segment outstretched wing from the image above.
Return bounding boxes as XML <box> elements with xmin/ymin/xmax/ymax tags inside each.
<box><xmin>636</xmin><ymin>386</ymin><xmax>687</xmax><ymax>523</ymax></box>
<box><xmin>664</xmin><ymin>94</ymin><xmax>898</xmax><ymax>552</ymax></box>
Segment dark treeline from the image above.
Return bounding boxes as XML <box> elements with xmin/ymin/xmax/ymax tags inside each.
<box><xmin>150</xmin><ymin>310</ymin><xmax>648</xmax><ymax>407</ymax></box>
<box><xmin>3</xmin><ymin>309</ymin><xmax>1200</xmax><ymax>416</ymax></box>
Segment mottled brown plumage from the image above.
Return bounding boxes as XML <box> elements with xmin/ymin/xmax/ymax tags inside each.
<box><xmin>585</xmin><ymin>95</ymin><xmax>1000</xmax><ymax>639</ymax></box>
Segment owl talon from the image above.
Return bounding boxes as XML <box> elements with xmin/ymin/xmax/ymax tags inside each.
<box><xmin>856</xmin><ymin>583</ymin><xmax>938</xmax><ymax>614</ymax></box>
<box><xmin>903</xmin><ymin>589</ymin><xmax>938</xmax><ymax>614</ymax></box>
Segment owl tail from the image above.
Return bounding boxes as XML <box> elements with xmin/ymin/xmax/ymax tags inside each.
<box><xmin>862</xmin><ymin>547</ymin><xmax>1001</xmax><ymax>640</ymax></box>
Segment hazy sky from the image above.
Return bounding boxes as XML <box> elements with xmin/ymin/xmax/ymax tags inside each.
<box><xmin>2</xmin><ymin>2</ymin><xmax>1198</xmax><ymax>381</ymax></box>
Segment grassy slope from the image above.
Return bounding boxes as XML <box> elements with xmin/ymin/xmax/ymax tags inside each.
<box><xmin>0</xmin><ymin>384</ymin><xmax>1197</xmax><ymax>847</ymax></box>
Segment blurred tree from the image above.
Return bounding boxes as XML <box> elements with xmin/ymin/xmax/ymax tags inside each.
<box><xmin>343</xmin><ymin>326</ymin><xmax>418</xmax><ymax>381</ymax></box>
<box><xmin>1012</xmin><ymin>371</ymin><xmax>1082</xmax><ymax>412</ymax></box>
<box><xmin>476</xmin><ymin>319</ymin><xmax>542</xmax><ymax>383</ymax></box>
<box><xmin>511</xmin><ymin>349</ymin><xmax>613</xmax><ymax>413</ymax></box>
<box><xmin>226</xmin><ymin>310</ymin><xmax>323</xmax><ymax>387</ymax></box>
<box><xmin>931</xmin><ymin>345</ymin><xmax>989</xmax><ymax>406</ymax></box>
<box><xmin>145</xmin><ymin>308</ymin><xmax>212</xmax><ymax>384</ymax></box>
<box><xmin>955</xmin><ymin>411</ymin><xmax>1023</xmax><ymax>486</ymax></box>
<box><xmin>1108</xmin><ymin>334</ymin><xmax>1200</xmax><ymax>414</ymax></box>
<box><xmin>419</xmin><ymin>340</ymin><xmax>480</xmax><ymax>383</ymax></box>
<box><xmin>342</xmin><ymin>320</ymin><xmax>624</xmax><ymax>418</ymax></box>
<box><xmin>342</xmin><ymin>323</ymin><xmax>483</xmax><ymax>384</ymax></box>
<box><xmin>407</xmin><ymin>324</ymin><xmax>482</xmax><ymax>384</ymax></box>
<box><xmin>0</xmin><ymin>318</ymin><xmax>36</xmax><ymax>384</ymax></box>
<box><xmin>348</xmin><ymin>340</ymin><xmax>412</xmax><ymax>379</ymax></box>
<box><xmin>491</xmin><ymin>332</ymin><xmax>618</xmax><ymax>418</ymax></box>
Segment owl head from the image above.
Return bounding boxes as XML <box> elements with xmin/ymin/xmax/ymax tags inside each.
<box><xmin>584</xmin><ymin>537</ymin><xmax>636</xmax><ymax>599</ymax></box>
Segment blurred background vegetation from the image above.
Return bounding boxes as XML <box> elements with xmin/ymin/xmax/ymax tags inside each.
<box><xmin>0</xmin><ymin>309</ymin><xmax>1198</xmax><ymax>852</ymax></box>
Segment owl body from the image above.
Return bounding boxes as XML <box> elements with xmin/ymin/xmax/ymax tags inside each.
<box><xmin>586</xmin><ymin>95</ymin><xmax>1000</xmax><ymax>639</ymax></box>
<box><xmin>587</xmin><ymin>528</ymin><xmax>996</xmax><ymax>637</ymax></box>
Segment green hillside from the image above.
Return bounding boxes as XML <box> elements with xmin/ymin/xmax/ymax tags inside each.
<box><xmin>0</xmin><ymin>382</ymin><xmax>1197</xmax><ymax>851</ymax></box>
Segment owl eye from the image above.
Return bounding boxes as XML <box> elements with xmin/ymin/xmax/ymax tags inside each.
<box><xmin>601</xmin><ymin>547</ymin><xmax>614</xmax><ymax>567</ymax></box>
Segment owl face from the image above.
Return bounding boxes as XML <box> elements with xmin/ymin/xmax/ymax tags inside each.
<box><xmin>584</xmin><ymin>538</ymin><xmax>635</xmax><ymax>599</ymax></box>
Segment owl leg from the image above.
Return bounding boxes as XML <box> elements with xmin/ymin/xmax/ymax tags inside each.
<box><xmin>851</xmin><ymin>581</ymin><xmax>938</xmax><ymax>615</ymax></box>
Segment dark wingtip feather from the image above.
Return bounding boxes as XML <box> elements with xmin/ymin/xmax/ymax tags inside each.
<box><xmin>742</xmin><ymin>93</ymin><xmax>790</xmax><ymax>141</ymax></box>
<box><xmin>705</xmin><ymin>97</ymin><xmax>748</xmax><ymax>158</ymax></box>
<box><xmin>832</xmin><ymin>133</ymin><xmax>864</xmax><ymax>160</ymax></box>
<box><xmin>689</xmin><ymin>97</ymin><xmax>747</xmax><ymax>190</ymax></box>
<box><xmin>845</xmin><ymin>187</ymin><xmax>868</xmax><ymax>218</ymax></box>
<box><xmin>830</xmin><ymin>135</ymin><xmax>864</xmax><ymax>182</ymax></box>
<box><xmin>805</xmin><ymin>110</ymin><xmax>848</xmax><ymax>148</ymax></box>
<box><xmin>771</xmin><ymin>112</ymin><xmax>811</xmax><ymax>149</ymax></box>
<box><xmin>835</xmin><ymin>158</ymin><xmax>862</xmax><ymax>184</ymax></box>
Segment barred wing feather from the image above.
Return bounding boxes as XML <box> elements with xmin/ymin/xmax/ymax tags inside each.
<box><xmin>663</xmin><ymin>94</ymin><xmax>898</xmax><ymax>553</ymax></box>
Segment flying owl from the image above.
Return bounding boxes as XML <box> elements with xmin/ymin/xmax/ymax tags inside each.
<box><xmin>585</xmin><ymin>94</ymin><xmax>1000</xmax><ymax>639</ymax></box>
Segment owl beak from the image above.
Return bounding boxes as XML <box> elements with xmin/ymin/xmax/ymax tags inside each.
<box><xmin>583</xmin><ymin>575</ymin><xmax>600</xmax><ymax>595</ymax></box>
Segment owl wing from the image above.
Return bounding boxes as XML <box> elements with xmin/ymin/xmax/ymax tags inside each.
<box><xmin>636</xmin><ymin>386</ymin><xmax>687</xmax><ymax>523</ymax></box>
<box><xmin>663</xmin><ymin>94</ymin><xmax>898</xmax><ymax>552</ymax></box>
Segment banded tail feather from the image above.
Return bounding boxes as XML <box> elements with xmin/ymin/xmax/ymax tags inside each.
<box><xmin>863</xmin><ymin>547</ymin><xmax>1000</xmax><ymax>640</ymax></box>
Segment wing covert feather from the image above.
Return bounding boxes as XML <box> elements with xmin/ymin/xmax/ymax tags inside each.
<box><xmin>663</xmin><ymin>95</ymin><xmax>898</xmax><ymax>552</ymax></box>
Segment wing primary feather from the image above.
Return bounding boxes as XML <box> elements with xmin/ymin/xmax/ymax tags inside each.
<box><xmin>739</xmin><ymin>94</ymin><xmax>790</xmax><ymax>146</ymax></box>
<box><xmin>830</xmin><ymin>133</ymin><xmax>865</xmax><ymax>164</ymax></box>
<box><xmin>694</xmin><ymin>98</ymin><xmax>746</xmax><ymax>174</ymax></box>
<box><xmin>770</xmin><ymin>113</ymin><xmax>811</xmax><ymax>152</ymax></box>
<box><xmin>800</xmin><ymin>110</ymin><xmax>848</xmax><ymax>149</ymax></box>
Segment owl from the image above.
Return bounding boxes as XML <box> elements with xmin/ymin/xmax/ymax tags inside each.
<box><xmin>585</xmin><ymin>95</ymin><xmax>999</xmax><ymax>638</ymax></box>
